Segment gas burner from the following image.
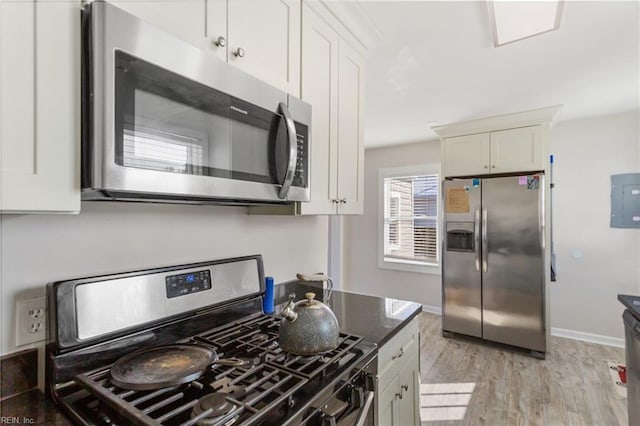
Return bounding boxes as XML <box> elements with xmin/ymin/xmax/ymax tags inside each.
<box><xmin>191</xmin><ymin>393</ymin><xmax>238</xmax><ymax>426</ymax></box>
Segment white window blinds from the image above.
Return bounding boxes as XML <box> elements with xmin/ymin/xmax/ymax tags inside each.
<box><xmin>383</xmin><ymin>173</ymin><xmax>439</xmax><ymax>264</ymax></box>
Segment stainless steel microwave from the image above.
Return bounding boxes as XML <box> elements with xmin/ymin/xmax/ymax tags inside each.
<box><xmin>82</xmin><ymin>1</ymin><xmax>310</xmax><ymax>204</ymax></box>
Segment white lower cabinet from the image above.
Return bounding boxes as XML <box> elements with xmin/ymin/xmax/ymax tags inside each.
<box><xmin>376</xmin><ymin>316</ymin><xmax>420</xmax><ymax>425</ymax></box>
<box><xmin>0</xmin><ymin>0</ymin><xmax>80</xmax><ymax>212</ymax></box>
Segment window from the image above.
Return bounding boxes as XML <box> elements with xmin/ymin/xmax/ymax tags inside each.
<box><xmin>378</xmin><ymin>164</ymin><xmax>440</xmax><ymax>274</ymax></box>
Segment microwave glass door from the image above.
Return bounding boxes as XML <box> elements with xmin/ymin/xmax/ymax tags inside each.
<box><xmin>114</xmin><ymin>50</ymin><xmax>291</xmax><ymax>185</ymax></box>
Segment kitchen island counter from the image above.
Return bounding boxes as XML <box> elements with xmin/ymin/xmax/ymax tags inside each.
<box><xmin>275</xmin><ymin>281</ymin><xmax>423</xmax><ymax>347</ymax></box>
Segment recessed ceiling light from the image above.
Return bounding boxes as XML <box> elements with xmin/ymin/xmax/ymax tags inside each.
<box><xmin>488</xmin><ymin>0</ymin><xmax>564</xmax><ymax>47</ymax></box>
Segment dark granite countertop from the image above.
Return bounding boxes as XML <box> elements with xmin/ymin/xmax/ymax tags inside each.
<box><xmin>0</xmin><ymin>283</ymin><xmax>421</xmax><ymax>424</ymax></box>
<box><xmin>0</xmin><ymin>390</ymin><xmax>73</xmax><ymax>425</ymax></box>
<box><xmin>275</xmin><ymin>281</ymin><xmax>423</xmax><ymax>347</ymax></box>
<box><xmin>618</xmin><ymin>294</ymin><xmax>640</xmax><ymax>321</ymax></box>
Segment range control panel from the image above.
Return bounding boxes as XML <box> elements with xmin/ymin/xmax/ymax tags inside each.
<box><xmin>165</xmin><ymin>269</ymin><xmax>211</xmax><ymax>299</ymax></box>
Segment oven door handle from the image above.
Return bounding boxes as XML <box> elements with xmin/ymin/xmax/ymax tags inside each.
<box><xmin>278</xmin><ymin>102</ymin><xmax>298</xmax><ymax>200</ymax></box>
<box><xmin>353</xmin><ymin>391</ymin><xmax>374</xmax><ymax>426</ymax></box>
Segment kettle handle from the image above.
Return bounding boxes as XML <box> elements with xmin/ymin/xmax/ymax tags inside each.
<box><xmin>296</xmin><ymin>273</ymin><xmax>333</xmax><ymax>302</ymax></box>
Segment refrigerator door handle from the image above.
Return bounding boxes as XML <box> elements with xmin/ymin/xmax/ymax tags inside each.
<box><xmin>474</xmin><ymin>207</ymin><xmax>481</xmax><ymax>271</ymax></box>
<box><xmin>482</xmin><ymin>208</ymin><xmax>488</xmax><ymax>273</ymax></box>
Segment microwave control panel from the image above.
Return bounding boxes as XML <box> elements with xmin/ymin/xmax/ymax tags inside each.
<box><xmin>293</xmin><ymin>125</ymin><xmax>308</xmax><ymax>188</ymax></box>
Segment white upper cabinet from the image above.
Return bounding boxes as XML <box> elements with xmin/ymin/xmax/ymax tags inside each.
<box><xmin>226</xmin><ymin>0</ymin><xmax>300</xmax><ymax>96</ymax></box>
<box><xmin>110</xmin><ymin>0</ymin><xmax>300</xmax><ymax>96</ymax></box>
<box><xmin>298</xmin><ymin>3</ymin><xmax>339</xmax><ymax>215</ymax></box>
<box><xmin>443</xmin><ymin>133</ymin><xmax>491</xmax><ymax>177</ymax></box>
<box><xmin>490</xmin><ymin>125</ymin><xmax>544</xmax><ymax>174</ymax></box>
<box><xmin>435</xmin><ymin>106</ymin><xmax>561</xmax><ymax>178</ymax></box>
<box><xmin>297</xmin><ymin>3</ymin><xmax>365</xmax><ymax>215</ymax></box>
<box><xmin>443</xmin><ymin>126</ymin><xmax>544</xmax><ymax>177</ymax></box>
<box><xmin>335</xmin><ymin>41</ymin><xmax>365</xmax><ymax>215</ymax></box>
<box><xmin>0</xmin><ymin>0</ymin><xmax>80</xmax><ymax>213</ymax></box>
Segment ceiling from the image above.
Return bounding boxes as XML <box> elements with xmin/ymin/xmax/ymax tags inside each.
<box><xmin>356</xmin><ymin>1</ymin><xmax>639</xmax><ymax>148</ymax></box>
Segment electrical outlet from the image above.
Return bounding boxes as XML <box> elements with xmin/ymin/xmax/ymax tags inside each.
<box><xmin>16</xmin><ymin>296</ymin><xmax>46</xmax><ymax>346</ymax></box>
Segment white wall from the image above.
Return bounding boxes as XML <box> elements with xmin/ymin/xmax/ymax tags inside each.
<box><xmin>550</xmin><ymin>110</ymin><xmax>640</xmax><ymax>339</ymax></box>
<box><xmin>0</xmin><ymin>203</ymin><xmax>328</xmax><ymax>355</ymax></box>
<box><xmin>343</xmin><ymin>140</ymin><xmax>442</xmax><ymax>308</ymax></box>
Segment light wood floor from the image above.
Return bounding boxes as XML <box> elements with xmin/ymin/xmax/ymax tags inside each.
<box><xmin>418</xmin><ymin>312</ymin><xmax>628</xmax><ymax>426</ymax></box>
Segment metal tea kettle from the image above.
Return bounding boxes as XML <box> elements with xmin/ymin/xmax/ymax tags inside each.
<box><xmin>279</xmin><ymin>292</ymin><xmax>339</xmax><ymax>355</ymax></box>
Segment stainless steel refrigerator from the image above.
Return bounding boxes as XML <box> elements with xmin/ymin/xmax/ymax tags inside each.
<box><xmin>442</xmin><ymin>174</ymin><xmax>546</xmax><ymax>355</ymax></box>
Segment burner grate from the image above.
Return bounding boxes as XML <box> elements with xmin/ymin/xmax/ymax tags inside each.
<box><xmin>71</xmin><ymin>362</ymin><xmax>308</xmax><ymax>426</ymax></box>
<box><xmin>55</xmin><ymin>313</ymin><xmax>366</xmax><ymax>425</ymax></box>
<box><xmin>195</xmin><ymin>314</ymin><xmax>364</xmax><ymax>380</ymax></box>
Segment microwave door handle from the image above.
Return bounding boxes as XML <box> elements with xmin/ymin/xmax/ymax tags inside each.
<box><xmin>278</xmin><ymin>102</ymin><xmax>298</xmax><ymax>200</ymax></box>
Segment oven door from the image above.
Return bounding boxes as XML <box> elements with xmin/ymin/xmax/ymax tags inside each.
<box><xmin>84</xmin><ymin>1</ymin><xmax>310</xmax><ymax>203</ymax></box>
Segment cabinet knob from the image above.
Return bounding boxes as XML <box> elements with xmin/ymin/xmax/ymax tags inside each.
<box><xmin>492</xmin><ymin>165</ymin><xmax>496</xmax><ymax>168</ymax></box>
<box><xmin>401</xmin><ymin>384</ymin><xmax>408</xmax><ymax>392</ymax></box>
<box><xmin>395</xmin><ymin>391</ymin><xmax>403</xmax><ymax>399</ymax></box>
<box><xmin>484</xmin><ymin>165</ymin><xmax>488</xmax><ymax>169</ymax></box>
<box><xmin>332</xmin><ymin>199</ymin><xmax>339</xmax><ymax>204</ymax></box>
<box><xmin>340</xmin><ymin>198</ymin><xmax>347</xmax><ymax>204</ymax></box>
<box><xmin>233</xmin><ymin>47</ymin><xmax>246</xmax><ymax>58</ymax></box>
<box><xmin>213</xmin><ymin>36</ymin><xmax>226</xmax><ymax>47</ymax></box>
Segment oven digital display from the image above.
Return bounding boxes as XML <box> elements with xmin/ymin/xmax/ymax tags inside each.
<box><xmin>165</xmin><ymin>270</ymin><xmax>211</xmax><ymax>298</ymax></box>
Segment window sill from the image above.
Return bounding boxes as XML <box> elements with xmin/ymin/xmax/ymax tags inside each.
<box><xmin>378</xmin><ymin>258</ymin><xmax>441</xmax><ymax>275</ymax></box>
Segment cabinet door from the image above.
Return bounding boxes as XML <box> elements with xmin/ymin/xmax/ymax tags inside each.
<box><xmin>397</xmin><ymin>354</ymin><xmax>420</xmax><ymax>426</ymax></box>
<box><xmin>443</xmin><ymin>133</ymin><xmax>490</xmax><ymax>177</ymax></box>
<box><xmin>110</xmin><ymin>0</ymin><xmax>208</xmax><ymax>50</ymax></box>
<box><xmin>490</xmin><ymin>125</ymin><xmax>544</xmax><ymax>174</ymax></box>
<box><xmin>378</xmin><ymin>375</ymin><xmax>400</xmax><ymax>426</ymax></box>
<box><xmin>0</xmin><ymin>0</ymin><xmax>80</xmax><ymax>212</ymax></box>
<box><xmin>336</xmin><ymin>40</ymin><xmax>365</xmax><ymax>215</ymax></box>
<box><xmin>205</xmin><ymin>0</ymin><xmax>228</xmax><ymax>61</ymax></box>
<box><xmin>227</xmin><ymin>0</ymin><xmax>300</xmax><ymax>96</ymax></box>
<box><xmin>298</xmin><ymin>4</ymin><xmax>339</xmax><ymax>215</ymax></box>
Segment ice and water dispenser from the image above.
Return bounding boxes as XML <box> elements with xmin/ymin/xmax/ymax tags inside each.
<box><xmin>446</xmin><ymin>222</ymin><xmax>475</xmax><ymax>252</ymax></box>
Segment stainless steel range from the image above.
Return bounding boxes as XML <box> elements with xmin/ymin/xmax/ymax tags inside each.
<box><xmin>46</xmin><ymin>255</ymin><xmax>376</xmax><ymax>425</ymax></box>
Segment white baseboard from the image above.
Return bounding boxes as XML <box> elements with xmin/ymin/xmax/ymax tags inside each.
<box><xmin>550</xmin><ymin>327</ymin><xmax>624</xmax><ymax>348</ymax></box>
<box><xmin>418</xmin><ymin>307</ymin><xmax>624</xmax><ymax>348</ymax></box>
<box><xmin>421</xmin><ymin>304</ymin><xmax>442</xmax><ymax>315</ymax></box>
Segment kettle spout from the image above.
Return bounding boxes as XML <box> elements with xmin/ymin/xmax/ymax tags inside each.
<box><xmin>280</xmin><ymin>293</ymin><xmax>298</xmax><ymax>322</ymax></box>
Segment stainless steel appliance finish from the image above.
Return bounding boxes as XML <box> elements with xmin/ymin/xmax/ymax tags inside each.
<box><xmin>82</xmin><ymin>1</ymin><xmax>311</xmax><ymax>204</ymax></box>
<box><xmin>442</xmin><ymin>174</ymin><xmax>546</xmax><ymax>354</ymax></box>
<box><xmin>74</xmin><ymin>258</ymin><xmax>260</xmax><ymax>344</ymax></box>
<box><xmin>46</xmin><ymin>255</ymin><xmax>377</xmax><ymax>426</ymax></box>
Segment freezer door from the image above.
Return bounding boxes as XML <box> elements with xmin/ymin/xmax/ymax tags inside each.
<box><xmin>482</xmin><ymin>175</ymin><xmax>545</xmax><ymax>352</ymax></box>
<box><xmin>442</xmin><ymin>179</ymin><xmax>482</xmax><ymax>337</ymax></box>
